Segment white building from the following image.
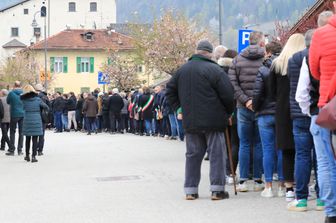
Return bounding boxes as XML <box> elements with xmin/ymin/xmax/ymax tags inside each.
<box><xmin>0</xmin><ymin>0</ymin><xmax>116</xmax><ymax>59</ymax></box>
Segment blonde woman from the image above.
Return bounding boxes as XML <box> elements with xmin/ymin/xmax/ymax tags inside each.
<box><xmin>269</xmin><ymin>34</ymin><xmax>305</xmax><ymax>202</ymax></box>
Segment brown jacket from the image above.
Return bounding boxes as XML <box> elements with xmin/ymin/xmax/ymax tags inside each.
<box><xmin>83</xmin><ymin>96</ymin><xmax>98</xmax><ymax>117</ymax></box>
<box><xmin>228</xmin><ymin>45</ymin><xmax>265</xmax><ymax>108</ymax></box>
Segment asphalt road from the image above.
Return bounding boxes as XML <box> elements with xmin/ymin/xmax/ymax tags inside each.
<box><xmin>0</xmin><ymin>131</ymin><xmax>324</xmax><ymax>223</ymax></box>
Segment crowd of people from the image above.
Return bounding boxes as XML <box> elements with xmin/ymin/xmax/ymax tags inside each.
<box><xmin>0</xmin><ymin>7</ymin><xmax>335</xmax><ymax>223</ymax></box>
<box><xmin>165</xmin><ymin>9</ymin><xmax>336</xmax><ymax>223</ymax></box>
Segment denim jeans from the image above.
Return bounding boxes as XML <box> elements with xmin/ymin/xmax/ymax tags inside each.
<box><xmin>310</xmin><ymin>115</ymin><xmax>336</xmax><ymax>217</ymax></box>
<box><xmin>62</xmin><ymin>114</ymin><xmax>68</xmax><ymax>130</ymax></box>
<box><xmin>293</xmin><ymin>117</ymin><xmax>316</xmax><ymax>200</ymax></box>
<box><xmin>54</xmin><ymin>112</ymin><xmax>62</xmax><ymax>132</ymax></box>
<box><xmin>237</xmin><ymin>108</ymin><xmax>263</xmax><ymax>180</ymax></box>
<box><xmin>144</xmin><ymin>119</ymin><xmax>153</xmax><ymax>134</ymax></box>
<box><xmin>185</xmin><ymin>131</ymin><xmax>227</xmax><ymax>194</ymax></box>
<box><xmin>258</xmin><ymin>115</ymin><xmax>284</xmax><ymax>183</ymax></box>
<box><xmin>168</xmin><ymin>113</ymin><xmax>178</xmax><ymax>137</ymax></box>
<box><xmin>87</xmin><ymin>117</ymin><xmax>97</xmax><ymax>133</ymax></box>
<box><xmin>177</xmin><ymin>117</ymin><xmax>184</xmax><ymax>141</ymax></box>
<box><xmin>9</xmin><ymin>117</ymin><xmax>24</xmax><ymax>152</ymax></box>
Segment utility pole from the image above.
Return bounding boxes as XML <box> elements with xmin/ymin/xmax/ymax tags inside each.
<box><xmin>219</xmin><ymin>0</ymin><xmax>223</xmax><ymax>45</ymax></box>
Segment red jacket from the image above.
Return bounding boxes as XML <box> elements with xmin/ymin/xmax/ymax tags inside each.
<box><xmin>327</xmin><ymin>72</ymin><xmax>336</xmax><ymax>101</ymax></box>
<box><xmin>309</xmin><ymin>15</ymin><xmax>336</xmax><ymax>107</ymax></box>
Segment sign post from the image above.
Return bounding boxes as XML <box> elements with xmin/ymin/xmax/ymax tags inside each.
<box><xmin>238</xmin><ymin>29</ymin><xmax>253</xmax><ymax>53</ymax></box>
<box><xmin>98</xmin><ymin>71</ymin><xmax>110</xmax><ymax>92</ymax></box>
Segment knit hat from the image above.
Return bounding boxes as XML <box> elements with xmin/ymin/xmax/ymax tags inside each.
<box><xmin>35</xmin><ymin>83</ymin><xmax>45</xmax><ymax>92</ymax></box>
<box><xmin>197</xmin><ymin>40</ymin><xmax>213</xmax><ymax>53</ymax></box>
<box><xmin>22</xmin><ymin>84</ymin><xmax>36</xmax><ymax>95</ymax></box>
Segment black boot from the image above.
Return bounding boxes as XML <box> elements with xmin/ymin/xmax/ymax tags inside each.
<box><xmin>31</xmin><ymin>156</ymin><xmax>38</xmax><ymax>163</ymax></box>
<box><xmin>24</xmin><ymin>156</ymin><xmax>30</xmax><ymax>162</ymax></box>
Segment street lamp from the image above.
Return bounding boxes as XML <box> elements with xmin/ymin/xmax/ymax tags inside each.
<box><xmin>32</xmin><ymin>8</ymin><xmax>48</xmax><ymax>92</ymax></box>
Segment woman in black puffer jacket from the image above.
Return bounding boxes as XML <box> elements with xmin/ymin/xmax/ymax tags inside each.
<box><xmin>253</xmin><ymin>41</ymin><xmax>284</xmax><ymax>198</ymax></box>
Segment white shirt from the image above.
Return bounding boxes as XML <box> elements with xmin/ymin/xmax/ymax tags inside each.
<box><xmin>295</xmin><ymin>57</ymin><xmax>311</xmax><ymax>116</ymax></box>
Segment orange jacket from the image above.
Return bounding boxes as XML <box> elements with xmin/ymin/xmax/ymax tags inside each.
<box><xmin>309</xmin><ymin>15</ymin><xmax>336</xmax><ymax>107</ymax></box>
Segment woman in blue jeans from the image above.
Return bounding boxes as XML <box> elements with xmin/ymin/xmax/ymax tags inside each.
<box><xmin>253</xmin><ymin>41</ymin><xmax>285</xmax><ymax>198</ymax></box>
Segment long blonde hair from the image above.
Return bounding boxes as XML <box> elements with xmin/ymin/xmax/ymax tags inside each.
<box><xmin>273</xmin><ymin>33</ymin><xmax>305</xmax><ymax>76</ymax></box>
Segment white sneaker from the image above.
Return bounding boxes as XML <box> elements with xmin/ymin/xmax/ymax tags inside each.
<box><xmin>273</xmin><ymin>174</ymin><xmax>279</xmax><ymax>181</ymax></box>
<box><xmin>261</xmin><ymin>187</ymin><xmax>274</xmax><ymax>198</ymax></box>
<box><xmin>237</xmin><ymin>181</ymin><xmax>249</xmax><ymax>192</ymax></box>
<box><xmin>278</xmin><ymin>186</ymin><xmax>286</xmax><ymax>197</ymax></box>
<box><xmin>286</xmin><ymin>190</ymin><xmax>295</xmax><ymax>202</ymax></box>
<box><xmin>226</xmin><ymin>176</ymin><xmax>235</xmax><ymax>185</ymax></box>
<box><xmin>254</xmin><ymin>182</ymin><xmax>265</xmax><ymax>192</ymax></box>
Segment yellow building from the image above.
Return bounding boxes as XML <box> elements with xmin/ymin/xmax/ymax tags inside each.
<box><xmin>30</xmin><ymin>29</ymin><xmax>144</xmax><ymax>94</ymax></box>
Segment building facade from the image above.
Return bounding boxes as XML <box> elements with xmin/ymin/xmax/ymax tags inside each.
<box><xmin>0</xmin><ymin>0</ymin><xmax>116</xmax><ymax>59</ymax></box>
<box><xmin>30</xmin><ymin>29</ymin><xmax>148</xmax><ymax>94</ymax></box>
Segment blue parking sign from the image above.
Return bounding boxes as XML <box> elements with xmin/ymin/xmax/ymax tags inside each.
<box><xmin>238</xmin><ymin>29</ymin><xmax>253</xmax><ymax>53</ymax></box>
<box><xmin>98</xmin><ymin>71</ymin><xmax>110</xmax><ymax>85</ymax></box>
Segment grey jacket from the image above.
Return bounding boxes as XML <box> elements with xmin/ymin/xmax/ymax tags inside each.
<box><xmin>121</xmin><ymin>98</ymin><xmax>129</xmax><ymax>115</ymax></box>
<box><xmin>228</xmin><ymin>45</ymin><xmax>265</xmax><ymax>108</ymax></box>
<box><xmin>1</xmin><ymin>96</ymin><xmax>10</xmax><ymax>123</ymax></box>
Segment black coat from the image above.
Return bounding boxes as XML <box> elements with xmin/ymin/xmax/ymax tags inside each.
<box><xmin>108</xmin><ymin>94</ymin><xmax>124</xmax><ymax>113</ymax></box>
<box><xmin>288</xmin><ymin>49</ymin><xmax>308</xmax><ymax>119</ymax></box>
<box><xmin>269</xmin><ymin>66</ymin><xmax>295</xmax><ymax>150</ymax></box>
<box><xmin>139</xmin><ymin>93</ymin><xmax>154</xmax><ymax>120</ymax></box>
<box><xmin>252</xmin><ymin>55</ymin><xmax>277</xmax><ymax>116</ymax></box>
<box><xmin>67</xmin><ymin>96</ymin><xmax>77</xmax><ymax>111</ymax></box>
<box><xmin>102</xmin><ymin>95</ymin><xmax>110</xmax><ymax>112</ymax></box>
<box><xmin>53</xmin><ymin>97</ymin><xmax>65</xmax><ymax>112</ymax></box>
<box><xmin>166</xmin><ymin>54</ymin><xmax>235</xmax><ymax>133</ymax></box>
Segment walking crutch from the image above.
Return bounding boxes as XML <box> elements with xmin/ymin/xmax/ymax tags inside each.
<box><xmin>225</xmin><ymin>127</ymin><xmax>237</xmax><ymax>195</ymax></box>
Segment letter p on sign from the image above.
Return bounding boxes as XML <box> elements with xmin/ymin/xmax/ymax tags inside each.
<box><xmin>238</xmin><ymin>29</ymin><xmax>253</xmax><ymax>53</ymax></box>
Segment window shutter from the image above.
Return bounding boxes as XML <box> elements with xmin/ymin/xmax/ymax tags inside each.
<box><xmin>76</xmin><ymin>57</ymin><xmax>81</xmax><ymax>73</ymax></box>
<box><xmin>107</xmin><ymin>58</ymin><xmax>111</xmax><ymax>65</ymax></box>
<box><xmin>50</xmin><ymin>57</ymin><xmax>55</xmax><ymax>73</ymax></box>
<box><xmin>90</xmin><ymin>57</ymin><xmax>94</xmax><ymax>73</ymax></box>
<box><xmin>63</xmin><ymin>57</ymin><xmax>68</xmax><ymax>73</ymax></box>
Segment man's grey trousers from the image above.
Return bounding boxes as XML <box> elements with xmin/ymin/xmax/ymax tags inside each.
<box><xmin>184</xmin><ymin>131</ymin><xmax>227</xmax><ymax>194</ymax></box>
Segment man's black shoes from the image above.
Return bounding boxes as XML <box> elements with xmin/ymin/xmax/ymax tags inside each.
<box><xmin>5</xmin><ymin>152</ymin><xmax>14</xmax><ymax>156</ymax></box>
<box><xmin>211</xmin><ymin>191</ymin><xmax>229</xmax><ymax>201</ymax></box>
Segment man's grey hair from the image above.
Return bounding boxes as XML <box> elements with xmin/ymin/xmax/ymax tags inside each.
<box><xmin>112</xmin><ymin>88</ymin><xmax>119</xmax><ymax>94</ymax></box>
<box><xmin>318</xmin><ymin>11</ymin><xmax>333</xmax><ymax>27</ymax></box>
<box><xmin>1</xmin><ymin>89</ymin><xmax>8</xmax><ymax>96</ymax></box>
<box><xmin>305</xmin><ymin>29</ymin><xmax>315</xmax><ymax>48</ymax></box>
<box><xmin>249</xmin><ymin>31</ymin><xmax>264</xmax><ymax>45</ymax></box>
<box><xmin>214</xmin><ymin>45</ymin><xmax>228</xmax><ymax>60</ymax></box>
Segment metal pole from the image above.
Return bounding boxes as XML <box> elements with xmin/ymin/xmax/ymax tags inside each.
<box><xmin>219</xmin><ymin>0</ymin><xmax>223</xmax><ymax>45</ymax></box>
<box><xmin>44</xmin><ymin>12</ymin><xmax>48</xmax><ymax>92</ymax></box>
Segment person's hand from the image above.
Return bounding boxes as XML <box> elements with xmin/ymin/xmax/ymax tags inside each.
<box><xmin>245</xmin><ymin>100</ymin><xmax>253</xmax><ymax>111</ymax></box>
<box><xmin>177</xmin><ymin>113</ymin><xmax>183</xmax><ymax>120</ymax></box>
<box><xmin>228</xmin><ymin>117</ymin><xmax>233</xmax><ymax>126</ymax></box>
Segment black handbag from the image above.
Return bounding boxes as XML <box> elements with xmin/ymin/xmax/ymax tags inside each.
<box><xmin>41</xmin><ymin>107</ymin><xmax>49</xmax><ymax>123</ymax></box>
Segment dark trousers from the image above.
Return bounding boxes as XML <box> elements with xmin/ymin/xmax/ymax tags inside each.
<box><xmin>102</xmin><ymin>111</ymin><xmax>110</xmax><ymax>130</ymax></box>
<box><xmin>109</xmin><ymin>112</ymin><xmax>121</xmax><ymax>132</ymax></box>
<box><xmin>54</xmin><ymin>111</ymin><xmax>63</xmax><ymax>132</ymax></box>
<box><xmin>120</xmin><ymin>114</ymin><xmax>129</xmax><ymax>131</ymax></box>
<box><xmin>87</xmin><ymin>117</ymin><xmax>97</xmax><ymax>133</ymax></box>
<box><xmin>129</xmin><ymin>118</ymin><xmax>134</xmax><ymax>133</ymax></box>
<box><xmin>226</xmin><ymin>124</ymin><xmax>239</xmax><ymax>175</ymax></box>
<box><xmin>76</xmin><ymin>110</ymin><xmax>83</xmax><ymax>130</ymax></box>
<box><xmin>38</xmin><ymin>124</ymin><xmax>46</xmax><ymax>153</ymax></box>
<box><xmin>1</xmin><ymin>123</ymin><xmax>10</xmax><ymax>149</ymax></box>
<box><xmin>25</xmin><ymin>136</ymin><xmax>38</xmax><ymax>157</ymax></box>
<box><xmin>9</xmin><ymin>117</ymin><xmax>24</xmax><ymax>152</ymax></box>
<box><xmin>283</xmin><ymin>149</ymin><xmax>295</xmax><ymax>182</ymax></box>
<box><xmin>184</xmin><ymin>131</ymin><xmax>227</xmax><ymax>194</ymax></box>
<box><xmin>162</xmin><ymin>116</ymin><xmax>171</xmax><ymax>136</ymax></box>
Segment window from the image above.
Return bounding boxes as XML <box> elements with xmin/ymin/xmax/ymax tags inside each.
<box><xmin>33</xmin><ymin>27</ymin><xmax>41</xmax><ymax>37</ymax></box>
<box><xmin>24</xmin><ymin>9</ymin><xmax>29</xmax><ymax>14</ymax></box>
<box><xmin>50</xmin><ymin>57</ymin><xmax>68</xmax><ymax>73</ymax></box>
<box><xmin>69</xmin><ymin>2</ymin><xmax>76</xmax><ymax>12</ymax></box>
<box><xmin>77</xmin><ymin>57</ymin><xmax>94</xmax><ymax>73</ymax></box>
<box><xmin>81</xmin><ymin>57</ymin><xmax>90</xmax><ymax>73</ymax></box>
<box><xmin>80</xmin><ymin>87</ymin><xmax>90</xmax><ymax>93</ymax></box>
<box><xmin>54</xmin><ymin>88</ymin><xmax>64</xmax><ymax>94</ymax></box>
<box><xmin>11</xmin><ymin>27</ymin><xmax>19</xmax><ymax>37</ymax></box>
<box><xmin>90</xmin><ymin>2</ymin><xmax>97</xmax><ymax>12</ymax></box>
<box><xmin>137</xmin><ymin>65</ymin><xmax>143</xmax><ymax>73</ymax></box>
<box><xmin>54</xmin><ymin>57</ymin><xmax>64</xmax><ymax>73</ymax></box>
